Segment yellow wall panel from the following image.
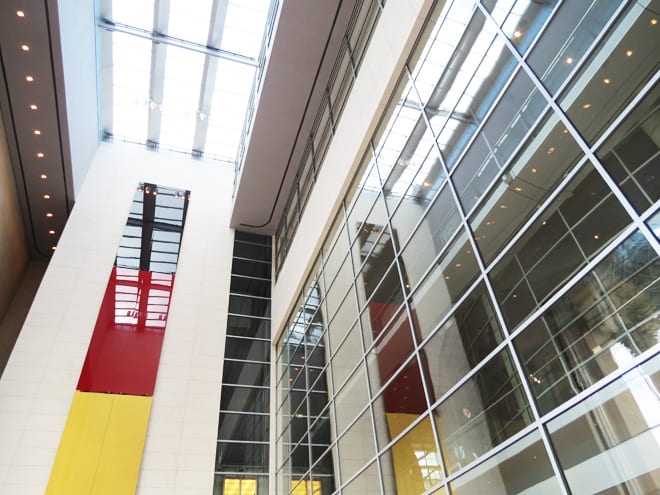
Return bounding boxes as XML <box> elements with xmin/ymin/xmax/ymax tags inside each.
<box><xmin>386</xmin><ymin>412</ymin><xmax>441</xmax><ymax>495</ymax></box>
<box><xmin>46</xmin><ymin>392</ymin><xmax>152</xmax><ymax>495</ymax></box>
<box><xmin>47</xmin><ymin>392</ymin><xmax>113</xmax><ymax>494</ymax></box>
<box><xmin>94</xmin><ymin>394</ymin><xmax>152</xmax><ymax>494</ymax></box>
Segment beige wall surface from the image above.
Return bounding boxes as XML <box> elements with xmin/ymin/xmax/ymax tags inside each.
<box><xmin>0</xmin><ymin>116</ymin><xmax>29</xmax><ymax>322</ymax></box>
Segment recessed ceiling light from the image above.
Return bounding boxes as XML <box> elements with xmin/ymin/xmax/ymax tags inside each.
<box><xmin>36</xmin><ymin>152</ymin><xmax>44</xmax><ymax>158</ymax></box>
<box><xmin>25</xmin><ymin>75</ymin><xmax>34</xmax><ymax>82</ymax></box>
<box><xmin>566</xmin><ymin>57</ymin><xmax>574</xmax><ymax>64</ymax></box>
<box><xmin>652</xmin><ymin>19</ymin><xmax>658</xmax><ymax>25</ymax></box>
<box><xmin>514</xmin><ymin>186</ymin><xmax>522</xmax><ymax>192</ymax></box>
<box><xmin>43</xmin><ymin>194</ymin><xmax>51</xmax><ymax>199</ymax></box>
<box><xmin>513</xmin><ymin>30</ymin><xmax>522</xmax><ymax>38</ymax></box>
<box><xmin>626</xmin><ymin>50</ymin><xmax>633</xmax><ymax>57</ymax></box>
<box><xmin>40</xmin><ymin>173</ymin><xmax>47</xmax><ymax>179</ymax></box>
<box><xmin>34</xmin><ymin>129</ymin><xmax>41</xmax><ymax>135</ymax></box>
<box><xmin>583</xmin><ymin>103</ymin><xmax>591</xmax><ymax>109</ymax></box>
<box><xmin>603</xmin><ymin>78</ymin><xmax>611</xmax><ymax>85</ymax></box>
<box><xmin>29</xmin><ymin>104</ymin><xmax>38</xmax><ymax>110</ymax></box>
<box><xmin>46</xmin><ymin>212</ymin><xmax>53</xmax><ymax>218</ymax></box>
<box><xmin>48</xmin><ymin>230</ymin><xmax>56</xmax><ymax>235</ymax></box>
<box><xmin>21</xmin><ymin>44</ymin><xmax>30</xmax><ymax>51</ymax></box>
<box><xmin>16</xmin><ymin>10</ymin><xmax>25</xmax><ymax>17</ymax></box>
<box><xmin>51</xmin><ymin>246</ymin><xmax>57</xmax><ymax>251</ymax></box>
<box><xmin>531</xmin><ymin>167</ymin><xmax>537</xmax><ymax>174</ymax></box>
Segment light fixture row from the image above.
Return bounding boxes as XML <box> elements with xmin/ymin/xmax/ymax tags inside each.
<box><xmin>17</xmin><ymin>7</ymin><xmax>58</xmax><ymax>252</ymax></box>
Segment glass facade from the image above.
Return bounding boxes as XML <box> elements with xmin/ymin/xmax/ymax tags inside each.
<box><xmin>215</xmin><ymin>232</ymin><xmax>272</xmax><ymax>495</ymax></box>
<box><xmin>276</xmin><ymin>0</ymin><xmax>660</xmax><ymax>494</ymax></box>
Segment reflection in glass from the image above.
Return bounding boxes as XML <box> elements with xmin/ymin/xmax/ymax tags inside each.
<box><xmin>548</xmin><ymin>356</ymin><xmax>660</xmax><ymax>494</ymax></box>
<box><xmin>435</xmin><ymin>348</ymin><xmax>533</xmax><ymax>474</ymax></box>
<box><xmin>424</xmin><ymin>282</ymin><xmax>504</xmax><ymax>401</ymax></box>
<box><xmin>450</xmin><ymin>430</ymin><xmax>561</xmax><ymax>494</ymax></box>
<box><xmin>409</xmin><ymin>230</ymin><xmax>480</xmax><ymax>339</ymax></box>
<box><xmin>483</xmin><ymin>0</ymin><xmax>557</xmax><ymax>56</ymax></box>
<box><xmin>490</xmin><ymin>164</ymin><xmax>631</xmax><ymax>330</ymax></box>
<box><xmin>384</xmin><ymin>415</ymin><xmax>443</xmax><ymax>493</ymax></box>
<box><xmin>471</xmin><ymin>113</ymin><xmax>583</xmax><ymax>264</ymax></box>
<box><xmin>527</xmin><ymin>0</ymin><xmax>621</xmax><ymax>96</ymax></box>
<box><xmin>559</xmin><ymin>2</ymin><xmax>660</xmax><ymax>145</ymax></box>
<box><xmin>515</xmin><ymin>231</ymin><xmax>660</xmax><ymax>414</ymax></box>
<box><xmin>597</xmin><ymin>84</ymin><xmax>660</xmax><ymax>215</ymax></box>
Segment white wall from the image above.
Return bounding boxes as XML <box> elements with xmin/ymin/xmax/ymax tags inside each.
<box><xmin>0</xmin><ymin>142</ymin><xmax>234</xmax><ymax>494</ymax></box>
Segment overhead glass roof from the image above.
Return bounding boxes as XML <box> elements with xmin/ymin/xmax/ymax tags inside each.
<box><xmin>98</xmin><ymin>0</ymin><xmax>274</xmax><ymax>164</ymax></box>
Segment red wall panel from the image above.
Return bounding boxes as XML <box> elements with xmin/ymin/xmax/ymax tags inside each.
<box><xmin>77</xmin><ymin>267</ymin><xmax>174</xmax><ymax>396</ymax></box>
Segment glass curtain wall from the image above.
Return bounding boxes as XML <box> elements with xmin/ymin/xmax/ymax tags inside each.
<box><xmin>276</xmin><ymin>0</ymin><xmax>660</xmax><ymax>494</ymax></box>
<box><xmin>215</xmin><ymin>232</ymin><xmax>272</xmax><ymax>495</ymax></box>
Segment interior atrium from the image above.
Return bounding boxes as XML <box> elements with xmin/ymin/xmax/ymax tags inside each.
<box><xmin>0</xmin><ymin>0</ymin><xmax>659</xmax><ymax>494</ymax></box>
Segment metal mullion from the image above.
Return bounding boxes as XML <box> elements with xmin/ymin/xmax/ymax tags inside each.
<box><xmin>230</xmin><ymin>273</ymin><xmax>271</xmax><ymax>283</ymax></box>
<box><xmin>219</xmin><ymin>409</ymin><xmax>270</xmax><ymax>417</ymax></box>
<box><xmin>228</xmin><ymin>291</ymin><xmax>271</xmax><ymax>301</ymax></box>
<box><xmin>97</xmin><ymin>19</ymin><xmax>257</xmax><ymax>66</ymax></box>
<box><xmin>224</xmin><ymin>357</ymin><xmax>270</xmax><ymax>366</ymax></box>
<box><xmin>192</xmin><ymin>0</ymin><xmax>229</xmax><ymax>154</ymax></box>
<box><xmin>232</xmin><ymin>255</ymin><xmax>272</xmax><ymax>265</ymax></box>
<box><xmin>225</xmin><ymin>333</ymin><xmax>271</xmax><ymax>343</ymax></box>
<box><xmin>146</xmin><ymin>0</ymin><xmax>170</xmax><ymax>146</ymax></box>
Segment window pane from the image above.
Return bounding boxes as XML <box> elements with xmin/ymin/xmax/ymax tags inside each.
<box><xmin>216</xmin><ymin>441</ymin><xmax>268</xmax><ymax>473</ymax></box>
<box><xmin>558</xmin><ymin>2</ymin><xmax>660</xmax><ymax>145</ymax></box>
<box><xmin>409</xmin><ymin>229</ymin><xmax>480</xmax><ymax>340</ymax></box>
<box><xmin>470</xmin><ymin>112</ymin><xmax>583</xmax><ymax>264</ymax></box>
<box><xmin>596</xmin><ymin>84</ymin><xmax>660</xmax><ymax>215</ymax></box>
<box><xmin>515</xmin><ymin>230</ymin><xmax>660</xmax><ymax>414</ymax></box>
<box><xmin>434</xmin><ymin>348</ymin><xmax>533</xmax><ymax>474</ymax></box>
<box><xmin>547</xmin><ymin>356</ymin><xmax>660</xmax><ymax>494</ymax></box>
<box><xmin>490</xmin><ymin>163</ymin><xmax>632</xmax><ymax>330</ymax></box>
<box><xmin>527</xmin><ymin>0</ymin><xmax>620</xmax><ymax>96</ymax></box>
<box><xmin>450</xmin><ymin>430</ymin><xmax>561</xmax><ymax>494</ymax></box>
<box><xmin>424</xmin><ymin>282</ymin><xmax>504</xmax><ymax>401</ymax></box>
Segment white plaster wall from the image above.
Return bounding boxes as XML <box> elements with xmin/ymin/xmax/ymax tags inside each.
<box><xmin>0</xmin><ymin>142</ymin><xmax>234</xmax><ymax>495</ymax></box>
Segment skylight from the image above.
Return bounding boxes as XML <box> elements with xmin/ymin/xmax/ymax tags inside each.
<box><xmin>99</xmin><ymin>0</ymin><xmax>274</xmax><ymax>164</ymax></box>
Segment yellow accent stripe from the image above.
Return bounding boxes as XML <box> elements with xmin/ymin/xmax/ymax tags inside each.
<box><xmin>47</xmin><ymin>391</ymin><xmax>152</xmax><ymax>494</ymax></box>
